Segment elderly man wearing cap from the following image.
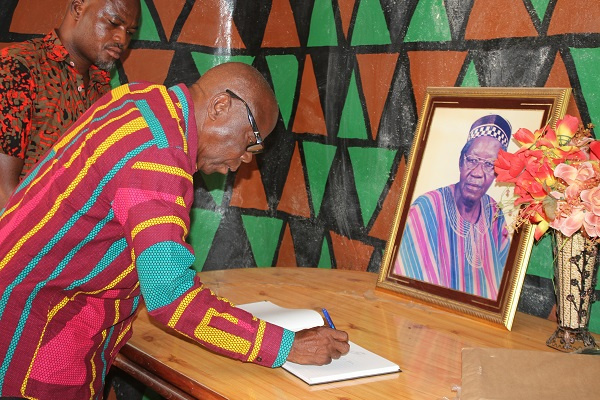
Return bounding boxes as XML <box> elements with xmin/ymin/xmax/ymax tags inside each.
<box><xmin>394</xmin><ymin>114</ymin><xmax>512</xmax><ymax>300</ymax></box>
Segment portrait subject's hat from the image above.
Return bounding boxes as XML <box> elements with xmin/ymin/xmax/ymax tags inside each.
<box><xmin>467</xmin><ymin>114</ymin><xmax>512</xmax><ymax>150</ymax></box>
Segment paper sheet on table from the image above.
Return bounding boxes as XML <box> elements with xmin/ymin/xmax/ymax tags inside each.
<box><xmin>238</xmin><ymin>301</ymin><xmax>400</xmax><ymax>385</ymax></box>
<box><xmin>461</xmin><ymin>347</ymin><xmax>600</xmax><ymax>399</ymax></box>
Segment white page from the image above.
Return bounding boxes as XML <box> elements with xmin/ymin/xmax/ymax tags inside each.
<box><xmin>237</xmin><ymin>301</ymin><xmax>401</xmax><ymax>385</ymax></box>
<box><xmin>282</xmin><ymin>341</ymin><xmax>400</xmax><ymax>385</ymax></box>
<box><xmin>237</xmin><ymin>301</ymin><xmax>324</xmax><ymax>331</ymax></box>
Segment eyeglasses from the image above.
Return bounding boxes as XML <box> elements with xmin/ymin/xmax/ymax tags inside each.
<box><xmin>226</xmin><ymin>89</ymin><xmax>264</xmax><ymax>154</ymax></box>
<box><xmin>463</xmin><ymin>154</ymin><xmax>495</xmax><ymax>174</ymax></box>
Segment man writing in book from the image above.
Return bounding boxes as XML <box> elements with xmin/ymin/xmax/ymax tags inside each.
<box><xmin>0</xmin><ymin>62</ymin><xmax>349</xmax><ymax>399</ymax></box>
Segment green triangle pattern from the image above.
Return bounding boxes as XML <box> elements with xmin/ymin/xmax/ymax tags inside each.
<box><xmin>348</xmin><ymin>147</ymin><xmax>397</xmax><ymax>226</ymax></box>
<box><xmin>317</xmin><ymin>238</ymin><xmax>332</xmax><ymax>269</ymax></box>
<box><xmin>241</xmin><ymin>215</ymin><xmax>283</xmax><ymax>267</ymax></box>
<box><xmin>404</xmin><ymin>0</ymin><xmax>452</xmax><ymax>43</ymax></box>
<box><xmin>109</xmin><ymin>69</ymin><xmax>122</xmax><ymax>88</ymax></box>
<box><xmin>266</xmin><ymin>55</ymin><xmax>299</xmax><ymax>129</ymax></box>
<box><xmin>191</xmin><ymin>52</ymin><xmax>256</xmax><ymax>75</ymax></box>
<box><xmin>591</xmin><ymin>303</ymin><xmax>600</xmax><ymax>333</ymax></box>
<box><xmin>188</xmin><ymin>208</ymin><xmax>223</xmax><ymax>271</ymax></box>
<box><xmin>351</xmin><ymin>0</ymin><xmax>392</xmax><ymax>46</ymax></box>
<box><xmin>460</xmin><ymin>60</ymin><xmax>481</xmax><ymax>87</ymax></box>
<box><xmin>530</xmin><ymin>0</ymin><xmax>551</xmax><ymax>23</ymax></box>
<box><xmin>302</xmin><ymin>141</ymin><xmax>337</xmax><ymax>217</ymax></box>
<box><xmin>570</xmin><ymin>47</ymin><xmax>600</xmax><ymax>134</ymax></box>
<box><xmin>132</xmin><ymin>0</ymin><xmax>160</xmax><ymax>42</ymax></box>
<box><xmin>200</xmin><ymin>172</ymin><xmax>227</xmax><ymax>206</ymax></box>
<box><xmin>141</xmin><ymin>387</ymin><xmax>162</xmax><ymax>400</ymax></box>
<box><xmin>525</xmin><ymin>235</ymin><xmax>553</xmax><ymax>279</ymax></box>
<box><xmin>307</xmin><ymin>0</ymin><xmax>338</xmax><ymax>47</ymax></box>
<box><xmin>337</xmin><ymin>71</ymin><xmax>368</xmax><ymax>139</ymax></box>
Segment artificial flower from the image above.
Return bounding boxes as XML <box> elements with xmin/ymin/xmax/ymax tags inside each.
<box><xmin>590</xmin><ymin>141</ymin><xmax>600</xmax><ymax>160</ymax></box>
<box><xmin>495</xmin><ymin>115</ymin><xmax>599</xmax><ymax>240</ymax></box>
<box><xmin>581</xmin><ymin>187</ymin><xmax>600</xmax><ymax>215</ymax></box>
<box><xmin>550</xmin><ymin>205</ymin><xmax>586</xmax><ymax>237</ymax></box>
<box><xmin>583</xmin><ymin>212</ymin><xmax>600</xmax><ymax>237</ymax></box>
<box><xmin>554</xmin><ymin>114</ymin><xmax>579</xmax><ymax>145</ymax></box>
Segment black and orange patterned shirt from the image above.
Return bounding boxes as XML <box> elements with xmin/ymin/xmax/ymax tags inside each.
<box><xmin>0</xmin><ymin>30</ymin><xmax>110</xmax><ymax>178</ymax></box>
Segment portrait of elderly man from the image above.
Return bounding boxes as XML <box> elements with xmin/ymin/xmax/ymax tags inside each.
<box><xmin>394</xmin><ymin>114</ymin><xmax>512</xmax><ymax>300</ymax></box>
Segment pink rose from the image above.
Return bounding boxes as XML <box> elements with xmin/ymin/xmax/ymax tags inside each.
<box><xmin>550</xmin><ymin>205</ymin><xmax>585</xmax><ymax>237</ymax></box>
<box><xmin>554</xmin><ymin>162</ymin><xmax>595</xmax><ymax>185</ymax></box>
<box><xmin>581</xmin><ymin>187</ymin><xmax>600</xmax><ymax>215</ymax></box>
<box><xmin>583</xmin><ymin>211</ymin><xmax>600</xmax><ymax>237</ymax></box>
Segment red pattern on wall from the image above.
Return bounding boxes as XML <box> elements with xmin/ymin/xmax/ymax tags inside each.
<box><xmin>121</xmin><ymin>49</ymin><xmax>175</xmax><ymax>84</ymax></box>
<box><xmin>465</xmin><ymin>0</ymin><xmax>538</xmax><ymax>39</ymax></box>
<box><xmin>277</xmin><ymin>143</ymin><xmax>311</xmax><ymax>218</ymax></box>
<box><xmin>230</xmin><ymin>158</ymin><xmax>269</xmax><ymax>210</ymax></box>
<box><xmin>292</xmin><ymin>55</ymin><xmax>328</xmax><ymax>136</ymax></box>
<box><xmin>261</xmin><ymin>0</ymin><xmax>300</xmax><ymax>48</ymax></box>
<box><xmin>178</xmin><ymin>0</ymin><xmax>245</xmax><ymax>48</ymax></box>
<box><xmin>547</xmin><ymin>0</ymin><xmax>600</xmax><ymax>34</ymax></box>
<box><xmin>408</xmin><ymin>51</ymin><xmax>468</xmax><ymax>114</ymax></box>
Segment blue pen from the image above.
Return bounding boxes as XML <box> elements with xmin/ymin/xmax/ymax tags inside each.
<box><xmin>322</xmin><ymin>308</ymin><xmax>336</xmax><ymax>329</ymax></box>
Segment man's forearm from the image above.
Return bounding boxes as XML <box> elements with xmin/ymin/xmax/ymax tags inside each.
<box><xmin>0</xmin><ymin>153</ymin><xmax>23</xmax><ymax>209</ymax></box>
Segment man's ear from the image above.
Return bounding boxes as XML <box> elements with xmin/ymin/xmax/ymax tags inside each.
<box><xmin>207</xmin><ymin>92</ymin><xmax>231</xmax><ymax>121</ymax></box>
<box><xmin>70</xmin><ymin>0</ymin><xmax>85</xmax><ymax>21</ymax></box>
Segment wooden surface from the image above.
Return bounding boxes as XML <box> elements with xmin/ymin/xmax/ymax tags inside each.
<box><xmin>116</xmin><ymin>268</ymin><xmax>597</xmax><ymax>400</ymax></box>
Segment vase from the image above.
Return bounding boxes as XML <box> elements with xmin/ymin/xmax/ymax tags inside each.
<box><xmin>546</xmin><ymin>230</ymin><xmax>600</xmax><ymax>352</ymax></box>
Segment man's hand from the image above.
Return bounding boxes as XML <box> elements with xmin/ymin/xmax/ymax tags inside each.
<box><xmin>286</xmin><ymin>327</ymin><xmax>350</xmax><ymax>365</ymax></box>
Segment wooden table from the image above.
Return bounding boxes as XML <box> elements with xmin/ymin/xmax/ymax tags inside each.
<box><xmin>114</xmin><ymin>268</ymin><xmax>594</xmax><ymax>400</ymax></box>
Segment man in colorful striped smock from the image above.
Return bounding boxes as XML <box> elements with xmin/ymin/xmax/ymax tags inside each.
<box><xmin>0</xmin><ymin>62</ymin><xmax>349</xmax><ymax>399</ymax></box>
<box><xmin>394</xmin><ymin>115</ymin><xmax>512</xmax><ymax>300</ymax></box>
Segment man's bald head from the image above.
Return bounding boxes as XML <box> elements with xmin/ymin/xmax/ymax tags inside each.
<box><xmin>189</xmin><ymin>62</ymin><xmax>280</xmax><ymax>175</ymax></box>
<box><xmin>191</xmin><ymin>62</ymin><xmax>279</xmax><ymax>133</ymax></box>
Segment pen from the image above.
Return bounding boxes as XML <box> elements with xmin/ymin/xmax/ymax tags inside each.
<box><xmin>322</xmin><ymin>308</ymin><xmax>336</xmax><ymax>329</ymax></box>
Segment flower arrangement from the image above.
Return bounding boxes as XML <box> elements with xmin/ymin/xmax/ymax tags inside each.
<box><xmin>494</xmin><ymin>114</ymin><xmax>600</xmax><ymax>241</ymax></box>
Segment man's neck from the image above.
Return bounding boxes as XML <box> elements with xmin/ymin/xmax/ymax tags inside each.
<box><xmin>56</xmin><ymin>27</ymin><xmax>92</xmax><ymax>84</ymax></box>
<box><xmin>453</xmin><ymin>185</ymin><xmax>481</xmax><ymax>223</ymax></box>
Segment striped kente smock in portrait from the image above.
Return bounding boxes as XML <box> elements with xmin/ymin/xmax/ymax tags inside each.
<box><xmin>394</xmin><ymin>184</ymin><xmax>510</xmax><ymax>300</ymax></box>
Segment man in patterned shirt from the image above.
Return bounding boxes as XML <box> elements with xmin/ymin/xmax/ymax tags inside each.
<box><xmin>0</xmin><ymin>0</ymin><xmax>141</xmax><ymax>208</ymax></box>
<box><xmin>0</xmin><ymin>62</ymin><xmax>349</xmax><ymax>399</ymax></box>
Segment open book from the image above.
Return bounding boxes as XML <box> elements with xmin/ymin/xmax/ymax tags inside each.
<box><xmin>237</xmin><ymin>301</ymin><xmax>401</xmax><ymax>385</ymax></box>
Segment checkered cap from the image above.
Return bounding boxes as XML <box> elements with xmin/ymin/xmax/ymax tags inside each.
<box><xmin>467</xmin><ymin>114</ymin><xmax>512</xmax><ymax>150</ymax></box>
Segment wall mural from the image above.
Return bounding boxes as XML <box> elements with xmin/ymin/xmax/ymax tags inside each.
<box><xmin>2</xmin><ymin>0</ymin><xmax>599</xmax><ymax>332</ymax></box>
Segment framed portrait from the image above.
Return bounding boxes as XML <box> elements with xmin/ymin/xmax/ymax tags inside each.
<box><xmin>376</xmin><ymin>87</ymin><xmax>571</xmax><ymax>330</ymax></box>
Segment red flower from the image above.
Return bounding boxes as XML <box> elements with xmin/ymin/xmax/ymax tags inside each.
<box><xmin>514</xmin><ymin>170</ymin><xmax>548</xmax><ymax>201</ymax></box>
<box><xmin>513</xmin><ymin>127</ymin><xmax>537</xmax><ymax>147</ymax></box>
<box><xmin>495</xmin><ymin>149</ymin><xmax>526</xmax><ymax>182</ymax></box>
<box><xmin>493</xmin><ymin>114</ymin><xmax>599</xmax><ymax>240</ymax></box>
<box><xmin>590</xmin><ymin>141</ymin><xmax>600</xmax><ymax>161</ymax></box>
<box><xmin>555</xmin><ymin>114</ymin><xmax>579</xmax><ymax>145</ymax></box>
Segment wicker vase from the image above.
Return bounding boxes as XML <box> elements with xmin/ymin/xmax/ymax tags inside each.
<box><xmin>546</xmin><ymin>229</ymin><xmax>600</xmax><ymax>352</ymax></box>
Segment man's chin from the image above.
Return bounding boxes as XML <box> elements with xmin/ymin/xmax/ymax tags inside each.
<box><xmin>94</xmin><ymin>59</ymin><xmax>116</xmax><ymax>72</ymax></box>
<box><xmin>462</xmin><ymin>190</ymin><xmax>486</xmax><ymax>204</ymax></box>
<box><xmin>199</xmin><ymin>165</ymin><xmax>229</xmax><ymax>175</ymax></box>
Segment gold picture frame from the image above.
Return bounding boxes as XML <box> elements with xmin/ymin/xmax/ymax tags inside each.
<box><xmin>376</xmin><ymin>87</ymin><xmax>571</xmax><ymax>330</ymax></box>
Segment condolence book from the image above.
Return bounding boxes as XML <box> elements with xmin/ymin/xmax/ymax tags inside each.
<box><xmin>237</xmin><ymin>301</ymin><xmax>401</xmax><ymax>385</ymax></box>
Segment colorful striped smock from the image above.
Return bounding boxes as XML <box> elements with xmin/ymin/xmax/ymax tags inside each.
<box><xmin>393</xmin><ymin>184</ymin><xmax>511</xmax><ymax>300</ymax></box>
<box><xmin>0</xmin><ymin>82</ymin><xmax>293</xmax><ymax>399</ymax></box>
